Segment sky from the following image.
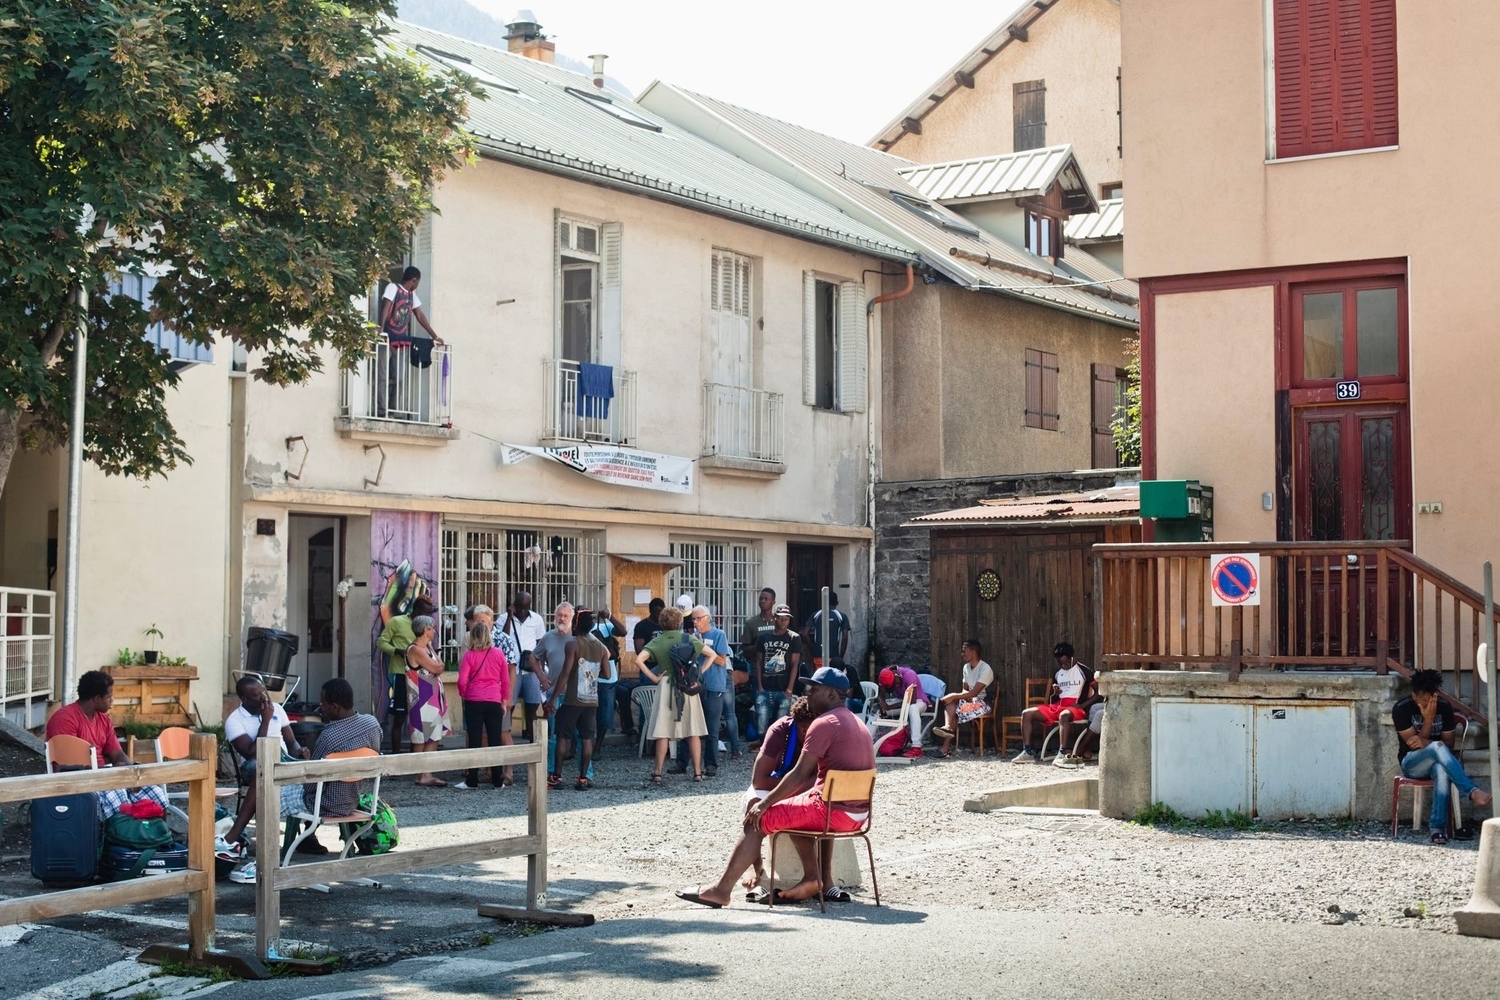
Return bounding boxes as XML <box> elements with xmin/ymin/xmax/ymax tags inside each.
<box><xmin>467</xmin><ymin>0</ymin><xmax>1030</xmax><ymax>143</ymax></box>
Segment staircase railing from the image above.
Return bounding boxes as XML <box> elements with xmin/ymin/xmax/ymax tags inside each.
<box><xmin>1094</xmin><ymin>540</ymin><xmax>1493</xmax><ymax>727</ymax></box>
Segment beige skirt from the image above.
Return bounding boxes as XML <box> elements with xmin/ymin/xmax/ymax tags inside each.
<box><xmin>647</xmin><ymin>679</ymin><xmax>708</xmax><ymax>741</ymax></box>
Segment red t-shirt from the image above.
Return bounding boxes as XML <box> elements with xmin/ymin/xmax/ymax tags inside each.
<box><xmin>45</xmin><ymin>701</ymin><xmax>122</xmax><ymax>762</ymax></box>
<box><xmin>801</xmin><ymin>706</ymin><xmax>876</xmax><ymax>808</ymax></box>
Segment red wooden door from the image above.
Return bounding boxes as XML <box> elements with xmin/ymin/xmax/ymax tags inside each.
<box><xmin>1293</xmin><ymin>405</ymin><xmax>1409</xmax><ymax>655</ymax></box>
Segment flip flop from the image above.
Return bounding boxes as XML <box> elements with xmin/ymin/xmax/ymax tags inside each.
<box><xmin>744</xmin><ymin>886</ymin><xmax>771</xmax><ymax>905</ymax></box>
<box><xmin>675</xmin><ymin>890</ymin><xmax>723</xmax><ymax>909</ymax></box>
<box><xmin>823</xmin><ymin>886</ymin><xmax>853</xmax><ymax>903</ymax></box>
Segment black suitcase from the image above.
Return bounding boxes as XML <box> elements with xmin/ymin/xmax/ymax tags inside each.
<box><xmin>101</xmin><ymin>841</ymin><xmax>190</xmax><ymax>881</ymax></box>
<box><xmin>30</xmin><ymin>792</ymin><xmax>100</xmax><ymax>882</ymax></box>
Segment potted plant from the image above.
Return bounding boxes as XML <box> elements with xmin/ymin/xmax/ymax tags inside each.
<box><xmin>142</xmin><ymin>623</ymin><xmax>163</xmax><ymax>665</ymax></box>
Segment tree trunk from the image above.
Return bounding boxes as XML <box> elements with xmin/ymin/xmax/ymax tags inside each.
<box><xmin>0</xmin><ymin>409</ymin><xmax>20</xmax><ymax>502</ymax></box>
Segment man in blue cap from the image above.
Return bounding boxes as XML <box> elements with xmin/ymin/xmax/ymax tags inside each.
<box><xmin>675</xmin><ymin>665</ymin><xmax>875</xmax><ymax>908</ymax></box>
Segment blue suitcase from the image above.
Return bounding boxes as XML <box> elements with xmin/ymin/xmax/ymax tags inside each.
<box><xmin>101</xmin><ymin>841</ymin><xmax>189</xmax><ymax>881</ymax></box>
<box><xmin>30</xmin><ymin>793</ymin><xmax>100</xmax><ymax>882</ymax></box>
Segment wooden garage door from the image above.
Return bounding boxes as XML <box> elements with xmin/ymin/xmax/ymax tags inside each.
<box><xmin>928</xmin><ymin>528</ymin><xmax>1103</xmax><ymax>721</ymax></box>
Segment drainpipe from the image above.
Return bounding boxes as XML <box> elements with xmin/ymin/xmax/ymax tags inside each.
<box><xmin>61</xmin><ymin>284</ymin><xmax>88</xmax><ymax>705</ymax></box>
<box><xmin>864</xmin><ymin>264</ymin><xmax>915</xmax><ymax>669</ymax></box>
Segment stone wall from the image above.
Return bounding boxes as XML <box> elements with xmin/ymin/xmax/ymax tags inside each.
<box><xmin>872</xmin><ymin>469</ymin><xmax>1136</xmax><ymax>669</ymax></box>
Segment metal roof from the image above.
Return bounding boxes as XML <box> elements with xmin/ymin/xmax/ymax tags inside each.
<box><xmin>388</xmin><ymin>22</ymin><xmax>916</xmax><ymax>262</ymax></box>
<box><xmin>869</xmin><ymin>0</ymin><xmax>1064</xmax><ymax>151</ymax></box>
<box><xmin>897</xmin><ymin>146</ymin><xmax>1097</xmax><ymax>213</ymax></box>
<box><xmin>908</xmin><ymin>484</ymin><xmax>1140</xmax><ymax>526</ymax></box>
<box><xmin>1065</xmin><ymin>198</ymin><xmax>1124</xmax><ymax>243</ymax></box>
<box><xmin>636</xmin><ymin>83</ymin><xmax>1138</xmax><ymax>328</ymax></box>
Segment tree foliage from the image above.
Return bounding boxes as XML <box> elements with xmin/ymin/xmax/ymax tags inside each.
<box><xmin>1112</xmin><ymin>335</ymin><xmax>1142</xmax><ymax>467</ymax></box>
<box><xmin>0</xmin><ymin>0</ymin><xmax>476</xmax><ymax>493</ymax></box>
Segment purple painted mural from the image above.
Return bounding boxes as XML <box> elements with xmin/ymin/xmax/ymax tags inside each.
<box><xmin>368</xmin><ymin>511</ymin><xmax>440</xmax><ymax>718</ymax></box>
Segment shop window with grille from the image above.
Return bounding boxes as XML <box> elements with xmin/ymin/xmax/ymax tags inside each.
<box><xmin>440</xmin><ymin>524</ymin><xmax>605</xmax><ymax>661</ymax></box>
<box><xmin>666</xmin><ymin>540</ymin><xmax>762</xmax><ymax>627</ymax></box>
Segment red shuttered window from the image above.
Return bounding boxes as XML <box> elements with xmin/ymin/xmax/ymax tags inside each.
<box><xmin>1274</xmin><ymin>0</ymin><xmax>1397</xmax><ymax>158</ymax></box>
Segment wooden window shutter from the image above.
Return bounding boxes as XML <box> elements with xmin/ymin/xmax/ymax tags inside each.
<box><xmin>837</xmin><ymin>280</ymin><xmax>867</xmax><ymax>413</ymax></box>
<box><xmin>1025</xmin><ymin>349</ymin><xmax>1058</xmax><ymax>430</ymax></box>
<box><xmin>598</xmin><ymin>222</ymin><xmax>622</xmax><ymax>367</ymax></box>
<box><xmin>1274</xmin><ymin>0</ymin><xmax>1396</xmax><ymax>158</ymax></box>
<box><xmin>410</xmin><ymin>213</ymin><xmax>434</xmax><ymax>322</ymax></box>
<box><xmin>1013</xmin><ymin>80</ymin><xmax>1046</xmax><ymax>151</ymax></box>
<box><xmin>1091</xmin><ymin>364</ymin><xmax>1119</xmax><ymax>468</ymax></box>
<box><xmin>802</xmin><ymin>271</ymin><xmax>818</xmax><ymax>406</ymax></box>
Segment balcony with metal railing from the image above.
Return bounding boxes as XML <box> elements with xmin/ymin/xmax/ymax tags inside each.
<box><xmin>542</xmin><ymin>358</ymin><xmax>637</xmax><ymax>446</ymax></box>
<box><xmin>2</xmin><ymin>588</ymin><xmax>52</xmax><ymax>728</ymax></box>
<box><xmin>701</xmin><ymin>383</ymin><xmax>785</xmax><ymax>477</ymax></box>
<box><xmin>337</xmin><ymin>335</ymin><xmax>459</xmax><ymax>444</ymax></box>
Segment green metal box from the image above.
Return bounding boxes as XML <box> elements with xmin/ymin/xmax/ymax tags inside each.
<box><xmin>1140</xmin><ymin>480</ymin><xmax>1203</xmax><ymax>520</ymax></box>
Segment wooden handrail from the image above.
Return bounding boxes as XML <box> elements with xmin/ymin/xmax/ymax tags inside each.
<box><xmin>1097</xmin><ymin>540</ymin><xmax>1412</xmax><ymax>557</ymax></box>
<box><xmin>1386</xmin><ymin>548</ymin><xmax>1500</xmax><ymax>620</ymax></box>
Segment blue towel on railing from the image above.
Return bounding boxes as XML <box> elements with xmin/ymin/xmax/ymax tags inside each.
<box><xmin>577</xmin><ymin>362</ymin><xmax>614</xmax><ymax>419</ymax></box>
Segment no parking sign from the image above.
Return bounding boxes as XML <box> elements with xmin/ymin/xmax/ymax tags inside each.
<box><xmin>1210</xmin><ymin>553</ymin><xmax>1261</xmax><ymax>607</ymax></box>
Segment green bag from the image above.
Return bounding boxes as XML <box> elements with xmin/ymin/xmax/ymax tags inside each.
<box><xmin>352</xmin><ymin>794</ymin><xmax>398</xmax><ymax>855</ymax></box>
<box><xmin>103</xmin><ymin>813</ymin><xmax>174</xmax><ymax>852</ymax></box>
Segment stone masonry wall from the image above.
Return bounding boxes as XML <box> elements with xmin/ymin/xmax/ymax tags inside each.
<box><xmin>872</xmin><ymin>469</ymin><xmax>1137</xmax><ymax>670</ymax></box>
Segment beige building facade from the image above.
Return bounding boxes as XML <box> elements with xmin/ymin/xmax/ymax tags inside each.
<box><xmin>1125</xmin><ymin>0</ymin><xmax>1492</xmax><ymax>584</ymax></box>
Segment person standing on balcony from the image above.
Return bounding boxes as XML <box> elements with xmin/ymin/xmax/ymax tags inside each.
<box><xmin>1394</xmin><ymin>670</ymin><xmax>1493</xmax><ymax>844</ymax></box>
<box><xmin>377</xmin><ymin>266</ymin><xmax>442</xmax><ymax>414</ymax></box>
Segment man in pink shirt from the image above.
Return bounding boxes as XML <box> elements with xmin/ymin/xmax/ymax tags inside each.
<box><xmin>45</xmin><ymin>671</ymin><xmax>170</xmax><ymax>820</ymax></box>
<box><xmin>676</xmin><ymin>667</ymin><xmax>875</xmax><ymax>908</ymax></box>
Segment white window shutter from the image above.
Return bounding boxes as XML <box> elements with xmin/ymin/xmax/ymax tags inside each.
<box><xmin>600</xmin><ymin>222</ymin><xmax>623</xmax><ymax>367</ymax></box>
<box><xmin>838</xmin><ymin>280</ymin><xmax>867</xmax><ymax>413</ymax></box>
<box><xmin>410</xmin><ymin>213</ymin><xmax>434</xmax><ymax>322</ymax></box>
<box><xmin>802</xmin><ymin>271</ymin><xmax>817</xmax><ymax>406</ymax></box>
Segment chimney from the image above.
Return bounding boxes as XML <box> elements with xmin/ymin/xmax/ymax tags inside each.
<box><xmin>504</xmin><ymin>9</ymin><xmax>555</xmax><ymax>64</ymax></box>
<box><xmin>589</xmin><ymin>54</ymin><xmax>608</xmax><ymax>90</ymax></box>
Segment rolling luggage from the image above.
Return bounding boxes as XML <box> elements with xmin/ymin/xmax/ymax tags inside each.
<box><xmin>29</xmin><ymin>792</ymin><xmax>100</xmax><ymax>882</ymax></box>
<box><xmin>100</xmin><ymin>841</ymin><xmax>190</xmax><ymax>881</ymax></box>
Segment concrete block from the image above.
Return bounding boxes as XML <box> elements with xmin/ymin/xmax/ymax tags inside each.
<box><xmin>1455</xmin><ymin>817</ymin><xmax>1500</xmax><ymax>939</ymax></box>
<box><xmin>768</xmin><ymin>833</ymin><xmax>863</xmax><ymax>889</ymax></box>
<box><xmin>964</xmin><ymin>776</ymin><xmax>1099</xmax><ymax>813</ymax></box>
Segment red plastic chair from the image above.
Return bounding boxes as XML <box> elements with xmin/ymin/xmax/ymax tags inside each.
<box><xmin>1390</xmin><ymin>713</ymin><xmax>1467</xmax><ymax>837</ymax></box>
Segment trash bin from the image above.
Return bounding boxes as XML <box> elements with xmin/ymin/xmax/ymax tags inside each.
<box><xmin>245</xmin><ymin>627</ymin><xmax>299</xmax><ymax>677</ymax></box>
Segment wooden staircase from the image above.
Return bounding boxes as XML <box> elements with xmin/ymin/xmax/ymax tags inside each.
<box><xmin>1095</xmin><ymin>540</ymin><xmax>1493</xmax><ymax>730</ymax></box>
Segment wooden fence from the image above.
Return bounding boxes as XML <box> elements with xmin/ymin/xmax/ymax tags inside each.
<box><xmin>254</xmin><ymin>720</ymin><xmax>556</xmax><ymax>963</ymax></box>
<box><xmin>1096</xmin><ymin>541</ymin><xmax>1493</xmax><ymax>726</ymax></box>
<box><xmin>0</xmin><ymin>734</ymin><xmax>218</xmax><ymax>960</ymax></box>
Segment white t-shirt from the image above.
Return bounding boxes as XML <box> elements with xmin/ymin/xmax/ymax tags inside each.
<box><xmin>381</xmin><ymin>282</ymin><xmax>423</xmax><ymax>310</ymax></box>
<box><xmin>500</xmin><ymin>610</ymin><xmax>547</xmax><ymax>653</ymax></box>
<box><xmin>1054</xmin><ymin>662</ymin><xmax>1092</xmax><ymax>702</ymax></box>
<box><xmin>223</xmin><ymin>702</ymin><xmax>291</xmax><ymax>746</ymax></box>
<box><xmin>962</xmin><ymin>659</ymin><xmax>994</xmax><ymax>692</ymax></box>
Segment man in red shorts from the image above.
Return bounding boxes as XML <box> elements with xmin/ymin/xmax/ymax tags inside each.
<box><xmin>675</xmin><ymin>666</ymin><xmax>874</xmax><ymax>908</ymax></box>
<box><xmin>1011</xmin><ymin>642</ymin><xmax>1094</xmax><ymax>764</ymax></box>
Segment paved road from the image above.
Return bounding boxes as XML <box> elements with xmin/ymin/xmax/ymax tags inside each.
<box><xmin>191</xmin><ymin>903</ymin><xmax>1499</xmax><ymax>1000</ymax></box>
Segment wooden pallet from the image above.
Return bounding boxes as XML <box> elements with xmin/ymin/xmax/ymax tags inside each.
<box><xmin>103</xmin><ymin>664</ymin><xmax>197</xmax><ymax>727</ymax></box>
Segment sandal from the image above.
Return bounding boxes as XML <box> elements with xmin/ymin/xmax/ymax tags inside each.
<box><xmin>547</xmin><ymin>774</ymin><xmax>563</xmax><ymax>789</ymax></box>
<box><xmin>575</xmin><ymin>777</ymin><xmax>592</xmax><ymax>791</ymax></box>
<box><xmin>1430</xmin><ymin>831</ymin><xmax>1449</xmax><ymax>845</ymax></box>
<box><xmin>937</xmin><ymin>747</ymin><xmax>953</xmax><ymax>759</ymax></box>
<box><xmin>823</xmin><ymin>886</ymin><xmax>853</xmax><ymax>903</ymax></box>
<box><xmin>649</xmin><ymin>773</ymin><xmax>663</xmax><ymax>784</ymax></box>
<box><xmin>744</xmin><ymin>886</ymin><xmax>771</xmax><ymax>905</ymax></box>
<box><xmin>694</xmin><ymin>772</ymin><xmax>705</xmax><ymax>782</ymax></box>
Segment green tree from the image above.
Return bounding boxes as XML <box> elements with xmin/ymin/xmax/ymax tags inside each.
<box><xmin>1112</xmin><ymin>336</ymin><xmax>1141</xmax><ymax>467</ymax></box>
<box><xmin>0</xmin><ymin>0</ymin><xmax>476</xmax><ymax>496</ymax></box>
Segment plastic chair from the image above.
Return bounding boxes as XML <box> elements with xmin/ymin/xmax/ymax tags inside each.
<box><xmin>281</xmin><ymin>747</ymin><xmax>382</xmax><ymax>868</ymax></box>
<box><xmin>128</xmin><ymin>727</ymin><xmax>238</xmax><ymax>826</ymax></box>
<box><xmin>632</xmin><ymin>685</ymin><xmax>658</xmax><ymax>757</ymax></box>
<box><xmin>45</xmin><ymin>734</ymin><xmax>97</xmax><ymax>772</ymax></box>
<box><xmin>1001</xmin><ymin>679</ymin><xmax>1050</xmax><ymax>754</ymax></box>
<box><xmin>767</xmin><ymin>768</ymin><xmax>880</xmax><ymax>913</ymax></box>
<box><xmin>859</xmin><ymin>682</ymin><xmax>880</xmax><ymax>725</ymax></box>
<box><xmin>869</xmin><ymin>685</ymin><xmax>915</xmax><ymax>751</ymax></box>
<box><xmin>1039</xmin><ymin>705</ymin><xmax>1095</xmax><ymax>762</ymax></box>
<box><xmin>1391</xmin><ymin>715</ymin><xmax>1468</xmax><ymax>837</ymax></box>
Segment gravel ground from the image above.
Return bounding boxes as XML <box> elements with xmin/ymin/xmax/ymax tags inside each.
<box><xmin>390</xmin><ymin>738</ymin><xmax>1484</xmax><ymax>934</ymax></box>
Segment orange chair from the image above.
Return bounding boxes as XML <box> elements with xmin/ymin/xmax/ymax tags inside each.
<box><xmin>1000</xmin><ymin>679</ymin><xmax>1049</xmax><ymax>755</ymax></box>
<box><xmin>957</xmin><ymin>691</ymin><xmax>1000</xmax><ymax>756</ymax></box>
<box><xmin>45</xmin><ymin>734</ymin><xmax>97</xmax><ymax>772</ymax></box>
<box><xmin>281</xmin><ymin>747</ymin><xmax>382</xmax><ymax>867</ymax></box>
<box><xmin>767</xmin><ymin>768</ymin><xmax>880</xmax><ymax>912</ymax></box>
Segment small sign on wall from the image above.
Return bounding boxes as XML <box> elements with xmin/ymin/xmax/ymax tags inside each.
<box><xmin>1210</xmin><ymin>552</ymin><xmax>1261</xmax><ymax>607</ymax></box>
<box><xmin>1335</xmin><ymin>380</ymin><xmax>1361</xmax><ymax>400</ymax></box>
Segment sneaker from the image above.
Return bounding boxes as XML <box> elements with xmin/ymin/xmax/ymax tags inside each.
<box><xmin>666</xmin><ymin>764</ymin><xmax>688</xmax><ymax>775</ymax></box>
<box><xmin>703</xmin><ymin>766</ymin><xmax>718</xmax><ymax>777</ymax></box>
<box><xmin>214</xmin><ymin>836</ymin><xmax>245</xmax><ymax>859</ymax></box>
<box><xmin>1010</xmin><ymin>750</ymin><xmax>1037</xmax><ymax>764</ymax></box>
<box><xmin>717</xmin><ymin>741</ymin><xmax>728</xmax><ymax>753</ymax></box>
<box><xmin>228</xmin><ymin>861</ymin><xmax>257</xmax><ymax>884</ymax></box>
<box><xmin>932</xmin><ymin>726</ymin><xmax>955</xmax><ymax>740</ymax></box>
<box><xmin>1053</xmin><ymin>755</ymin><xmax>1082</xmax><ymax>770</ymax></box>
<box><xmin>901</xmin><ymin>746</ymin><xmax>925</xmax><ymax>759</ymax></box>
<box><xmin>452</xmin><ymin>781</ymin><xmax>473</xmax><ymax>790</ymax></box>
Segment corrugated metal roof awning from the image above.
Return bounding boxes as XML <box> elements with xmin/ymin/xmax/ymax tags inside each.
<box><xmin>610</xmin><ymin>553</ymin><xmax>686</xmax><ymax>566</ymax></box>
<box><xmin>1065</xmin><ymin>198</ymin><xmax>1124</xmax><ymax>243</ymax></box>
<box><xmin>906</xmin><ymin>484</ymin><xmax>1140</xmax><ymax>527</ymax></box>
<box><xmin>897</xmin><ymin>145</ymin><xmax>1098</xmax><ymax>214</ymax></box>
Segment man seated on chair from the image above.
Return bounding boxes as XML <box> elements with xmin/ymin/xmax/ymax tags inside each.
<box><xmin>1054</xmin><ymin>674</ymin><xmax>1105</xmax><ymax>769</ymax></box>
<box><xmin>931</xmin><ymin>639</ymin><xmax>993</xmax><ymax>757</ymax></box>
<box><xmin>45</xmin><ymin>670</ymin><xmax>171</xmax><ymax>822</ymax></box>
<box><xmin>740</xmin><ymin>695</ymin><xmax>819</xmax><ymax>903</ymax></box>
<box><xmin>1394</xmin><ymin>669</ymin><xmax>1493</xmax><ymax>844</ymax></box>
<box><xmin>676</xmin><ymin>667</ymin><xmax>874</xmax><ymax>908</ymax></box>
<box><xmin>219</xmin><ymin>675</ymin><xmax>312</xmax><ymax>860</ymax></box>
<box><xmin>276</xmin><ymin>679</ymin><xmax>383</xmax><ymax>825</ymax></box>
<box><xmin>1011</xmin><ymin>642</ymin><xmax>1094</xmax><ymax>764</ymax></box>
<box><xmin>875</xmin><ymin>665</ymin><xmax>930</xmax><ymax>755</ymax></box>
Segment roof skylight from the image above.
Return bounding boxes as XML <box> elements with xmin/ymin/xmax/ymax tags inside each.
<box><xmin>889</xmin><ymin>192</ymin><xmax>980</xmax><ymax>237</ymax></box>
<box><xmin>566</xmin><ymin>87</ymin><xmax>663</xmax><ymax>132</ymax></box>
<box><xmin>415</xmin><ymin>45</ymin><xmax>522</xmax><ymax>95</ymax></box>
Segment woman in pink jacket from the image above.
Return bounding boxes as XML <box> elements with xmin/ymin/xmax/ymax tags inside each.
<box><xmin>455</xmin><ymin>621</ymin><xmax>512</xmax><ymax>790</ymax></box>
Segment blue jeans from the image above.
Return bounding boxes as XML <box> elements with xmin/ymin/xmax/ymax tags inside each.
<box><xmin>678</xmin><ymin>689</ymin><xmax>732</xmax><ymax>769</ymax></box>
<box><xmin>1401</xmin><ymin>741</ymin><xmax>1479</xmax><ymax>832</ymax></box>
<box><xmin>596</xmin><ymin>682</ymin><xmax>617</xmax><ymax>735</ymax></box>
<box><xmin>755</xmin><ymin>689</ymin><xmax>792</xmax><ymax>737</ymax></box>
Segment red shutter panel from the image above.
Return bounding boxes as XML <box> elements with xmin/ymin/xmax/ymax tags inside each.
<box><xmin>1305</xmin><ymin>0</ymin><xmax>1337</xmax><ymax>153</ymax></box>
<box><xmin>1274</xmin><ymin>0</ymin><xmax>1310</xmax><ymax>157</ymax></box>
<box><xmin>1276</xmin><ymin>0</ymin><xmax>1395</xmax><ymax>158</ymax></box>
<box><xmin>1367</xmin><ymin>0</ymin><xmax>1399</xmax><ymax>147</ymax></box>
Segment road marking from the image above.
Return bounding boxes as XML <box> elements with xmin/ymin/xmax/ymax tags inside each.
<box><xmin>293</xmin><ymin>951</ymin><xmax>590</xmax><ymax>1000</ymax></box>
<box><xmin>0</xmin><ymin>923</ymin><xmax>37</xmax><ymax>946</ymax></box>
<box><xmin>12</xmin><ymin>957</ymin><xmax>155</xmax><ymax>1000</ymax></box>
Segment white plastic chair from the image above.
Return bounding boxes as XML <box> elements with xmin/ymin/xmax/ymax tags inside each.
<box><xmin>130</xmin><ymin>727</ymin><xmax>238</xmax><ymax>827</ymax></box>
<box><xmin>916</xmin><ymin>674</ymin><xmax>946</xmax><ymax>744</ymax></box>
<box><xmin>632</xmin><ymin>685</ymin><xmax>658</xmax><ymax>757</ymax></box>
<box><xmin>859</xmin><ymin>681</ymin><xmax>880</xmax><ymax>725</ymax></box>
<box><xmin>869</xmin><ymin>685</ymin><xmax>915</xmax><ymax>751</ymax></box>
<box><xmin>281</xmin><ymin>747</ymin><xmax>382</xmax><ymax>881</ymax></box>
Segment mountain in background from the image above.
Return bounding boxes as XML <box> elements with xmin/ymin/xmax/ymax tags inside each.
<box><xmin>396</xmin><ymin>0</ymin><xmax>631</xmax><ymax>96</ymax></box>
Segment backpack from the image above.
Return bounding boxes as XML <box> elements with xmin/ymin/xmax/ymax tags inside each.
<box><xmin>876</xmin><ymin>726</ymin><xmax>910</xmax><ymax>757</ymax></box>
<box><xmin>354</xmin><ymin>794</ymin><xmax>399</xmax><ymax>855</ymax></box>
<box><xmin>668</xmin><ymin>637</ymin><xmax>703</xmax><ymax>697</ymax></box>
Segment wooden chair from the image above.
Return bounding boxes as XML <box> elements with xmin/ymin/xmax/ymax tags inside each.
<box><xmin>1391</xmin><ymin>714</ymin><xmax>1468</xmax><ymax>837</ymax></box>
<box><xmin>767</xmin><ymin>768</ymin><xmax>879</xmax><ymax>913</ymax></box>
<box><xmin>45</xmin><ymin>734</ymin><xmax>97</xmax><ymax>772</ymax></box>
<box><xmin>1001</xmin><ymin>679</ymin><xmax>1050</xmax><ymax>755</ymax></box>
<box><xmin>281</xmin><ymin>747</ymin><xmax>382</xmax><ymax>868</ymax></box>
<box><xmin>957</xmin><ymin>690</ymin><xmax>1000</xmax><ymax>756</ymax></box>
